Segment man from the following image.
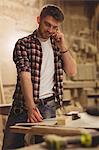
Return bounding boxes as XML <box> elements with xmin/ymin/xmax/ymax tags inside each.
<box><xmin>2</xmin><ymin>4</ymin><xmax>77</xmax><ymax>149</ymax></box>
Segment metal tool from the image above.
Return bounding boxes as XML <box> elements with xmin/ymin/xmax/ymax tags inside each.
<box><xmin>44</xmin><ymin>132</ymin><xmax>99</xmax><ymax>150</ymax></box>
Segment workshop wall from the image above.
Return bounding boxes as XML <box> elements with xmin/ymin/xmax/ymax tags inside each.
<box><xmin>0</xmin><ymin>0</ymin><xmax>99</xmax><ymax>104</ymax></box>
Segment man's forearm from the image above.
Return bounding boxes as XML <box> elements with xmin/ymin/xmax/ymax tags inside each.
<box><xmin>61</xmin><ymin>48</ymin><xmax>77</xmax><ymax>76</ymax></box>
<box><xmin>52</xmin><ymin>30</ymin><xmax>77</xmax><ymax>77</ymax></box>
<box><xmin>19</xmin><ymin>71</ymin><xmax>36</xmax><ymax>110</ymax></box>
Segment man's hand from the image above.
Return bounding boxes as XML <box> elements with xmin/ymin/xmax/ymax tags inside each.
<box><xmin>52</xmin><ymin>29</ymin><xmax>67</xmax><ymax>50</ymax></box>
<box><xmin>27</xmin><ymin>107</ymin><xmax>43</xmax><ymax>123</ymax></box>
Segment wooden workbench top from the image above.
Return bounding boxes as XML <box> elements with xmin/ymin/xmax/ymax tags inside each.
<box><xmin>17</xmin><ymin>143</ymin><xmax>99</xmax><ymax>150</ymax></box>
<box><xmin>10</xmin><ymin>113</ymin><xmax>99</xmax><ymax>136</ymax></box>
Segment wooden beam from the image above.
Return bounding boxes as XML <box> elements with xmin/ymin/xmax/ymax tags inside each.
<box><xmin>0</xmin><ymin>103</ymin><xmax>11</xmax><ymax>115</ymax></box>
<box><xmin>63</xmin><ymin>81</ymin><xmax>96</xmax><ymax>89</ymax></box>
<box><xmin>10</xmin><ymin>125</ymin><xmax>84</xmax><ymax>136</ymax></box>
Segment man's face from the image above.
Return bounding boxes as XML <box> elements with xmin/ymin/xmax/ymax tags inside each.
<box><xmin>38</xmin><ymin>16</ymin><xmax>61</xmax><ymax>39</ymax></box>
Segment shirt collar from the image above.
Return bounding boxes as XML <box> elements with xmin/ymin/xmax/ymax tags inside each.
<box><xmin>32</xmin><ymin>29</ymin><xmax>38</xmax><ymax>39</ymax></box>
<box><xmin>32</xmin><ymin>29</ymin><xmax>55</xmax><ymax>44</ymax></box>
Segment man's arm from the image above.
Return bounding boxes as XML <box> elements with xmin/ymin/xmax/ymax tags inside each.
<box><xmin>60</xmin><ymin>48</ymin><xmax>77</xmax><ymax>76</ymax></box>
<box><xmin>53</xmin><ymin>30</ymin><xmax>77</xmax><ymax>76</ymax></box>
<box><xmin>19</xmin><ymin>71</ymin><xmax>43</xmax><ymax>122</ymax></box>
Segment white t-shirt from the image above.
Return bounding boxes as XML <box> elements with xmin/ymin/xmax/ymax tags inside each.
<box><xmin>39</xmin><ymin>38</ymin><xmax>54</xmax><ymax>99</ymax></box>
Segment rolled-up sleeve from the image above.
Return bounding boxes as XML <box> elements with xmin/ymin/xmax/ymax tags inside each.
<box><xmin>13</xmin><ymin>39</ymin><xmax>31</xmax><ymax>73</ymax></box>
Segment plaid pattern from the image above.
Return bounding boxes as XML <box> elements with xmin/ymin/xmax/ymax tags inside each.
<box><xmin>13</xmin><ymin>30</ymin><xmax>63</xmax><ymax>104</ymax></box>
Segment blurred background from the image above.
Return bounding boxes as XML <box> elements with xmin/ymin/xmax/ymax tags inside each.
<box><xmin>0</xmin><ymin>0</ymin><xmax>99</xmax><ymax>148</ymax></box>
<box><xmin>0</xmin><ymin>0</ymin><xmax>99</xmax><ymax>105</ymax></box>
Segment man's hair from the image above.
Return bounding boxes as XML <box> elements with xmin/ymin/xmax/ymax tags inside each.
<box><xmin>40</xmin><ymin>5</ymin><xmax>64</xmax><ymax>22</ymax></box>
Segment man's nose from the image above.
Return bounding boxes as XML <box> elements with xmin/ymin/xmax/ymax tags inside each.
<box><xmin>48</xmin><ymin>26</ymin><xmax>53</xmax><ymax>33</ymax></box>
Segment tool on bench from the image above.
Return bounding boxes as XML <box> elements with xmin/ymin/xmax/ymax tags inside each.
<box><xmin>44</xmin><ymin>132</ymin><xmax>99</xmax><ymax>150</ymax></box>
<box><xmin>86</xmin><ymin>106</ymin><xmax>99</xmax><ymax>116</ymax></box>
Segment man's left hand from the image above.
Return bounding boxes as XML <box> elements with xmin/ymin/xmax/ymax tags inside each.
<box><xmin>52</xmin><ymin>30</ymin><xmax>67</xmax><ymax>50</ymax></box>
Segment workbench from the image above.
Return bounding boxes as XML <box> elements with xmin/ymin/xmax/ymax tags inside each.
<box><xmin>10</xmin><ymin>121</ymin><xmax>83</xmax><ymax>136</ymax></box>
<box><xmin>17</xmin><ymin>143</ymin><xmax>99</xmax><ymax>150</ymax></box>
<box><xmin>10</xmin><ymin>112</ymin><xmax>99</xmax><ymax>135</ymax></box>
<box><xmin>1</xmin><ymin>81</ymin><xmax>99</xmax><ymax>149</ymax></box>
<box><xmin>10</xmin><ymin>112</ymin><xmax>99</xmax><ymax>149</ymax></box>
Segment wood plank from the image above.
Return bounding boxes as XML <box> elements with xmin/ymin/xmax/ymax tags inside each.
<box><xmin>0</xmin><ymin>103</ymin><xmax>11</xmax><ymax>115</ymax></box>
<box><xmin>10</xmin><ymin>112</ymin><xmax>99</xmax><ymax>136</ymax></box>
<box><xmin>10</xmin><ymin>124</ymin><xmax>84</xmax><ymax>136</ymax></box>
<box><xmin>63</xmin><ymin>81</ymin><xmax>96</xmax><ymax>89</ymax></box>
<box><xmin>10</xmin><ymin>126</ymin><xmax>31</xmax><ymax>134</ymax></box>
<box><xmin>29</xmin><ymin>126</ymin><xmax>83</xmax><ymax>136</ymax></box>
<box><xmin>17</xmin><ymin>143</ymin><xmax>44</xmax><ymax>150</ymax></box>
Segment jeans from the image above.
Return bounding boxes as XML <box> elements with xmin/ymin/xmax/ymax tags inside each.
<box><xmin>2</xmin><ymin>99</ymin><xmax>56</xmax><ymax>150</ymax></box>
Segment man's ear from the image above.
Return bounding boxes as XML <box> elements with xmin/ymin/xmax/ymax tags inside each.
<box><xmin>37</xmin><ymin>16</ymin><xmax>40</xmax><ymax>24</ymax></box>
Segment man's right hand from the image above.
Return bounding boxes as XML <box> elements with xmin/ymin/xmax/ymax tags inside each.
<box><xmin>27</xmin><ymin>107</ymin><xmax>43</xmax><ymax>123</ymax></box>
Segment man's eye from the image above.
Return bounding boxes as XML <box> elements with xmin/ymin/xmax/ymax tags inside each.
<box><xmin>53</xmin><ymin>27</ymin><xmax>58</xmax><ymax>30</ymax></box>
<box><xmin>45</xmin><ymin>22</ymin><xmax>50</xmax><ymax>27</ymax></box>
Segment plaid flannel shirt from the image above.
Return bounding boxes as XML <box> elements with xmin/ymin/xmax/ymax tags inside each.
<box><xmin>13</xmin><ymin>30</ymin><xmax>63</xmax><ymax>104</ymax></box>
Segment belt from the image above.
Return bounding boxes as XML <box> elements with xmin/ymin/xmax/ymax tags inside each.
<box><xmin>39</xmin><ymin>95</ymin><xmax>55</xmax><ymax>105</ymax></box>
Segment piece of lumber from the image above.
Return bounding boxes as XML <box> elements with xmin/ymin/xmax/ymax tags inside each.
<box><xmin>0</xmin><ymin>103</ymin><xmax>11</xmax><ymax>115</ymax></box>
<box><xmin>10</xmin><ymin>125</ymin><xmax>84</xmax><ymax>136</ymax></box>
<box><xmin>63</xmin><ymin>81</ymin><xmax>96</xmax><ymax>89</ymax></box>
